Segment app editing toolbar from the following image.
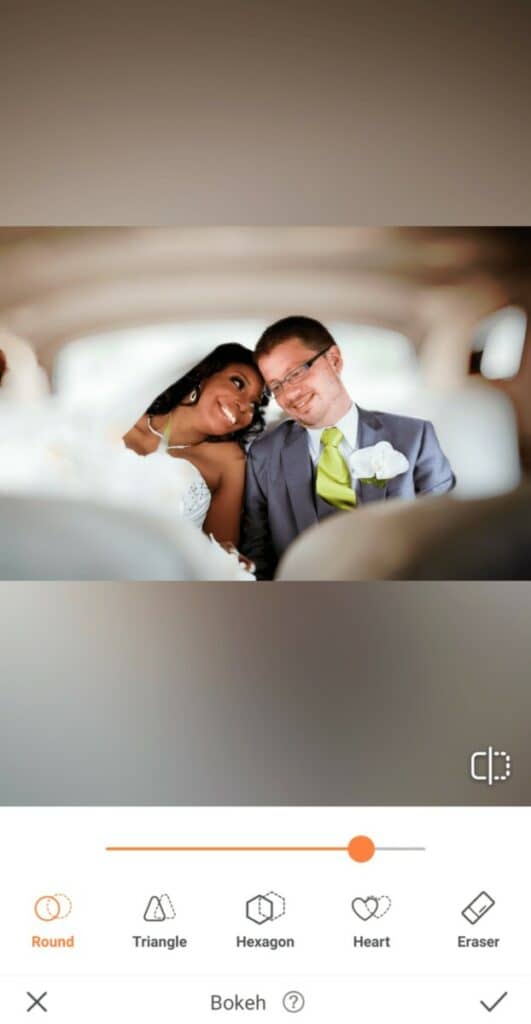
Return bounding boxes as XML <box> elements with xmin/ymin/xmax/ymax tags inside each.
<box><xmin>0</xmin><ymin>807</ymin><xmax>527</xmax><ymax>1021</ymax></box>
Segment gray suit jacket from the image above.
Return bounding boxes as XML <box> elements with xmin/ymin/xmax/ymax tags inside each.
<box><xmin>240</xmin><ymin>406</ymin><xmax>456</xmax><ymax>579</ymax></box>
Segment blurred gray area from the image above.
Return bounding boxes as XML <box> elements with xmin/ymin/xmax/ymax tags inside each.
<box><xmin>1</xmin><ymin>0</ymin><xmax>530</xmax><ymax>224</ymax></box>
<box><xmin>278</xmin><ymin>487</ymin><xmax>531</xmax><ymax>582</ymax></box>
<box><xmin>0</xmin><ymin>496</ymin><xmax>195</xmax><ymax>580</ymax></box>
<box><xmin>402</xmin><ymin>486</ymin><xmax>531</xmax><ymax>580</ymax></box>
<box><xmin>0</xmin><ymin>583</ymin><xmax>529</xmax><ymax>805</ymax></box>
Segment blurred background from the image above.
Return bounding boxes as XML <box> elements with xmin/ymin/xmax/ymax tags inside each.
<box><xmin>1</xmin><ymin>227</ymin><xmax>531</xmax><ymax>469</ymax></box>
<box><xmin>1</xmin><ymin>226</ymin><xmax>531</xmax><ymax>577</ymax></box>
<box><xmin>1</xmin><ymin>581</ymin><xmax>530</xmax><ymax>805</ymax></box>
<box><xmin>0</xmin><ymin>3</ymin><xmax>530</xmax><ymax>805</ymax></box>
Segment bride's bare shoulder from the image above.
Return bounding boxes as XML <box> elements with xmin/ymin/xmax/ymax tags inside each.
<box><xmin>203</xmin><ymin>440</ymin><xmax>245</xmax><ymax>463</ymax></box>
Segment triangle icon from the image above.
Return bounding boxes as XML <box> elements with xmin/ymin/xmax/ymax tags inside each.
<box><xmin>144</xmin><ymin>896</ymin><xmax>166</xmax><ymax>922</ymax></box>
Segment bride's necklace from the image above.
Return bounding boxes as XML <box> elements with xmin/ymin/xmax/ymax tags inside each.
<box><xmin>147</xmin><ymin>416</ymin><xmax>198</xmax><ymax>450</ymax></box>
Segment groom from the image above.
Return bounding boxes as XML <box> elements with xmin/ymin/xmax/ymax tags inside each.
<box><xmin>240</xmin><ymin>316</ymin><xmax>456</xmax><ymax>579</ymax></box>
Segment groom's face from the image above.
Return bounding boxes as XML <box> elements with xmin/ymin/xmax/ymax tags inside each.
<box><xmin>258</xmin><ymin>337</ymin><xmax>346</xmax><ymax>427</ymax></box>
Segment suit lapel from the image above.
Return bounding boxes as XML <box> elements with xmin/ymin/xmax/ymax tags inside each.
<box><xmin>315</xmin><ymin>491</ymin><xmax>339</xmax><ymax>521</ymax></box>
<box><xmin>355</xmin><ymin>406</ymin><xmax>388</xmax><ymax>504</ymax></box>
<box><xmin>280</xmin><ymin>408</ymin><xmax>392</xmax><ymax>525</ymax></box>
<box><xmin>280</xmin><ymin>422</ymin><xmax>319</xmax><ymax>534</ymax></box>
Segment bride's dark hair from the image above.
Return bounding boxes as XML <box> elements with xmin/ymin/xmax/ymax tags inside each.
<box><xmin>146</xmin><ymin>343</ymin><xmax>268</xmax><ymax>446</ymax></box>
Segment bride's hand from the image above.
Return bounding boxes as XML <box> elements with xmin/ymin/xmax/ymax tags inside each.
<box><xmin>218</xmin><ymin>541</ymin><xmax>256</xmax><ymax>574</ymax></box>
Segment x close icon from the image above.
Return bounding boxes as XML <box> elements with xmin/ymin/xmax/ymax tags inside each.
<box><xmin>27</xmin><ymin>991</ymin><xmax>47</xmax><ymax>1013</ymax></box>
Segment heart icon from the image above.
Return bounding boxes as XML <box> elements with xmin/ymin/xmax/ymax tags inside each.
<box><xmin>352</xmin><ymin>895</ymin><xmax>392</xmax><ymax>920</ymax></box>
<box><xmin>373</xmin><ymin>896</ymin><xmax>392</xmax><ymax>919</ymax></box>
<box><xmin>351</xmin><ymin>897</ymin><xmax>379</xmax><ymax>920</ymax></box>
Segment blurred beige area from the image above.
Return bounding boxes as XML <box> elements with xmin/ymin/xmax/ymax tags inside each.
<box><xmin>0</xmin><ymin>227</ymin><xmax>529</xmax><ymax>450</ymax></box>
<box><xmin>0</xmin><ymin>227</ymin><xmax>530</xmax><ymax>579</ymax></box>
<box><xmin>277</xmin><ymin>485</ymin><xmax>531</xmax><ymax>581</ymax></box>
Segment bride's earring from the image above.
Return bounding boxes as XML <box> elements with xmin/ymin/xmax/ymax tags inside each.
<box><xmin>189</xmin><ymin>386</ymin><xmax>200</xmax><ymax>403</ymax></box>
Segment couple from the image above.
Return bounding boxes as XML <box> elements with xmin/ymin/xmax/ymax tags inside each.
<box><xmin>123</xmin><ymin>316</ymin><xmax>456</xmax><ymax>578</ymax></box>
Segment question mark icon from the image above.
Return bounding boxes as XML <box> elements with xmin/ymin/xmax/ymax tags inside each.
<box><xmin>282</xmin><ymin>990</ymin><xmax>305</xmax><ymax>1013</ymax></box>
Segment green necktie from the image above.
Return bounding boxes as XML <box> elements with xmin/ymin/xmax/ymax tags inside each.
<box><xmin>316</xmin><ymin>426</ymin><xmax>357</xmax><ymax>510</ymax></box>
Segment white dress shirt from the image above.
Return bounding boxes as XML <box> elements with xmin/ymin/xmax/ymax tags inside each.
<box><xmin>306</xmin><ymin>403</ymin><xmax>359</xmax><ymax>486</ymax></box>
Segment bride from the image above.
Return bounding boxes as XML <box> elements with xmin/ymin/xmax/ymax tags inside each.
<box><xmin>0</xmin><ymin>338</ymin><xmax>268</xmax><ymax>580</ymax></box>
<box><xmin>122</xmin><ymin>343</ymin><xmax>268</xmax><ymax>550</ymax></box>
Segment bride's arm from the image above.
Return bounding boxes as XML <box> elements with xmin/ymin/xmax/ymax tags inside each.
<box><xmin>203</xmin><ymin>451</ymin><xmax>246</xmax><ymax>546</ymax></box>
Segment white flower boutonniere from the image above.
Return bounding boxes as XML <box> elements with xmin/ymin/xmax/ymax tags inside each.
<box><xmin>350</xmin><ymin>441</ymin><xmax>409</xmax><ymax>488</ymax></box>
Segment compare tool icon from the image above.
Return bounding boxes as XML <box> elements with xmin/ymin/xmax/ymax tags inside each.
<box><xmin>470</xmin><ymin>748</ymin><xmax>512</xmax><ymax>786</ymax></box>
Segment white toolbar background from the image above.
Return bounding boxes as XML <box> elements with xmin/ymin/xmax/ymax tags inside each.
<box><xmin>0</xmin><ymin>806</ymin><xmax>528</xmax><ymax>1022</ymax></box>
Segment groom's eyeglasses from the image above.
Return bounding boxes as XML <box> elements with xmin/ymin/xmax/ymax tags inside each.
<box><xmin>266</xmin><ymin>344</ymin><xmax>333</xmax><ymax>399</ymax></box>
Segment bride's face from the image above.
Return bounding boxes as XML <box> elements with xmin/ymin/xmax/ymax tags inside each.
<box><xmin>196</xmin><ymin>362</ymin><xmax>263</xmax><ymax>436</ymax></box>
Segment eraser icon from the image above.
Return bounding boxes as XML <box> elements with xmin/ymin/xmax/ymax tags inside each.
<box><xmin>461</xmin><ymin>891</ymin><xmax>495</xmax><ymax>924</ymax></box>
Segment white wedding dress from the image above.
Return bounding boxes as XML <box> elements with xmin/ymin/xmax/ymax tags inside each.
<box><xmin>170</xmin><ymin>458</ymin><xmax>254</xmax><ymax>580</ymax></box>
<box><xmin>180</xmin><ymin>459</ymin><xmax>212</xmax><ymax>528</ymax></box>
<box><xmin>0</xmin><ymin>341</ymin><xmax>256</xmax><ymax>579</ymax></box>
<box><xmin>0</xmin><ymin>407</ymin><xmax>254</xmax><ymax>580</ymax></box>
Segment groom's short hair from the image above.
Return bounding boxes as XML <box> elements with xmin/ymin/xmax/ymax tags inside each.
<box><xmin>255</xmin><ymin>316</ymin><xmax>336</xmax><ymax>358</ymax></box>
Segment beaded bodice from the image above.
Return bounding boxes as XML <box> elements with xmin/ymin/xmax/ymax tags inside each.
<box><xmin>180</xmin><ymin>461</ymin><xmax>211</xmax><ymax>528</ymax></box>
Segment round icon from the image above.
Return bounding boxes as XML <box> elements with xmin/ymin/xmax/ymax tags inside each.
<box><xmin>34</xmin><ymin>893</ymin><xmax>72</xmax><ymax>922</ymax></box>
<box><xmin>282</xmin><ymin>990</ymin><xmax>305</xmax><ymax>1013</ymax></box>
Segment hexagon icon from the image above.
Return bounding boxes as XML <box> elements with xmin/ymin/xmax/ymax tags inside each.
<box><xmin>246</xmin><ymin>891</ymin><xmax>285</xmax><ymax>924</ymax></box>
<box><xmin>265</xmin><ymin>891</ymin><xmax>286</xmax><ymax>921</ymax></box>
